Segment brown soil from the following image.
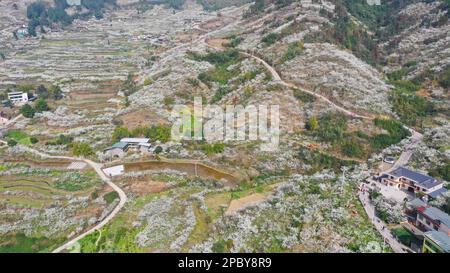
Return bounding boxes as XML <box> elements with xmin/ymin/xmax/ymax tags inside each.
<box><xmin>116</xmin><ymin>109</ymin><xmax>168</xmax><ymax>130</ymax></box>
<box><xmin>226</xmin><ymin>193</ymin><xmax>267</xmax><ymax>215</ymax></box>
<box><xmin>206</xmin><ymin>38</ymin><xmax>229</xmax><ymax>50</ymax></box>
<box><xmin>128</xmin><ymin>180</ymin><xmax>169</xmax><ymax>196</ymax></box>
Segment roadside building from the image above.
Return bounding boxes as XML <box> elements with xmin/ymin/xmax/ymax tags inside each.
<box><xmin>7</xmin><ymin>91</ymin><xmax>28</xmax><ymax>105</ymax></box>
<box><xmin>381</xmin><ymin>167</ymin><xmax>444</xmax><ymax>196</ymax></box>
<box><xmin>422</xmin><ymin>230</ymin><xmax>450</xmax><ymax>253</ymax></box>
<box><xmin>104</xmin><ymin>142</ymin><xmax>129</xmax><ymax>159</ymax></box>
<box><xmin>406</xmin><ymin>199</ymin><xmax>450</xmax><ymax>236</ymax></box>
<box><xmin>416</xmin><ymin>206</ymin><xmax>450</xmax><ymax>235</ymax></box>
<box><xmin>120</xmin><ymin>138</ymin><xmax>150</xmax><ymax>151</ymax></box>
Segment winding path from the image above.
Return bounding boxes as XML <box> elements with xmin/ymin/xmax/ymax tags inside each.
<box><xmin>223</xmin><ymin>46</ymin><xmax>423</xmax><ymax>253</ymax></box>
<box><xmin>18</xmin><ymin>147</ymin><xmax>127</xmax><ymax>253</ymax></box>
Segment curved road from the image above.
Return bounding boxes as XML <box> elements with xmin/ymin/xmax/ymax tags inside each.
<box><xmin>214</xmin><ymin>45</ymin><xmax>423</xmax><ymax>253</ymax></box>
<box><xmin>19</xmin><ymin>147</ymin><xmax>127</xmax><ymax>253</ymax></box>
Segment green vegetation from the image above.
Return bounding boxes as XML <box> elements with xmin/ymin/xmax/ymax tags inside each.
<box><xmin>341</xmin><ymin>140</ymin><xmax>364</xmax><ymax>158</ymax></box>
<box><xmin>191</xmin><ymin>50</ymin><xmax>241</xmax><ymax>101</ymax></box>
<box><xmin>225</xmin><ymin>36</ymin><xmax>242</xmax><ymax>48</ymax></box>
<box><xmin>296</xmin><ymin>149</ymin><xmax>355</xmax><ymax>174</ymax></box>
<box><xmin>34</xmin><ymin>98</ymin><xmax>49</xmax><ymax>112</ymax></box>
<box><xmin>46</xmin><ymin>134</ymin><xmax>73</xmax><ymax>146</ymax></box>
<box><xmin>6</xmin><ymin>130</ymin><xmax>32</xmax><ymax>145</ymax></box>
<box><xmin>390</xmin><ymin>90</ymin><xmax>435</xmax><ymax>127</ymax></box>
<box><xmin>370</xmin><ymin>118</ymin><xmax>410</xmax><ymax>150</ymax></box>
<box><xmin>54</xmin><ymin>171</ymin><xmax>99</xmax><ymax>191</ymax></box>
<box><xmin>293</xmin><ymin>88</ymin><xmax>316</xmax><ymax>103</ymax></box>
<box><xmin>430</xmin><ymin>161</ymin><xmax>450</xmax><ymax>182</ymax></box>
<box><xmin>315</xmin><ymin>113</ymin><xmax>347</xmax><ymax>142</ymax></box>
<box><xmin>261</xmin><ymin>33</ymin><xmax>282</xmax><ymax>47</ymax></box>
<box><xmin>305</xmin><ymin>117</ymin><xmax>318</xmax><ymax>131</ymax></box>
<box><xmin>112</xmin><ymin>124</ymin><xmax>171</xmax><ymax>143</ymax></box>
<box><xmin>197</xmin><ymin>0</ymin><xmax>252</xmax><ymax>11</ymax></box>
<box><xmin>72</xmin><ymin>142</ymin><xmax>94</xmax><ymax>157</ymax></box>
<box><xmin>242</xmin><ymin>0</ymin><xmax>265</xmax><ymax>18</ymax></box>
<box><xmin>438</xmin><ymin>66</ymin><xmax>450</xmax><ymax>89</ymax></box>
<box><xmin>20</xmin><ymin>104</ymin><xmax>35</xmax><ymax>118</ymax></box>
<box><xmin>35</xmin><ymin>84</ymin><xmax>63</xmax><ymax>100</ymax></box>
<box><xmin>392</xmin><ymin>227</ymin><xmax>416</xmax><ymax>247</ymax></box>
<box><xmin>201</xmin><ymin>143</ymin><xmax>225</xmax><ymax>155</ymax></box>
<box><xmin>281</xmin><ymin>41</ymin><xmax>304</xmax><ymax>63</ymax></box>
<box><xmin>0</xmin><ymin>233</ymin><xmax>61</xmax><ymax>253</ymax></box>
<box><xmin>104</xmin><ymin>191</ymin><xmax>119</xmax><ymax>204</ymax></box>
<box><xmin>26</xmin><ymin>0</ymin><xmax>117</xmax><ymax>36</ymax></box>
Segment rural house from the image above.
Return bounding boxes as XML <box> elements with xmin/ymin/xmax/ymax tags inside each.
<box><xmin>381</xmin><ymin>167</ymin><xmax>444</xmax><ymax>196</ymax></box>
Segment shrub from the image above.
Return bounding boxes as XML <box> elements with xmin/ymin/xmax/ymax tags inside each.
<box><xmin>20</xmin><ymin>104</ymin><xmax>35</xmax><ymax>118</ymax></box>
<box><xmin>34</xmin><ymin>98</ymin><xmax>49</xmax><ymax>112</ymax></box>
<box><xmin>341</xmin><ymin>140</ymin><xmax>364</xmax><ymax>158</ymax></box>
<box><xmin>103</xmin><ymin>191</ymin><xmax>119</xmax><ymax>204</ymax></box>
<box><xmin>30</xmin><ymin>137</ymin><xmax>39</xmax><ymax>144</ymax></box>
<box><xmin>7</xmin><ymin>139</ymin><xmax>17</xmax><ymax>147</ymax></box>
<box><xmin>305</xmin><ymin>117</ymin><xmax>318</xmax><ymax>131</ymax></box>
<box><xmin>154</xmin><ymin>146</ymin><xmax>163</xmax><ymax>154</ymax></box>
<box><xmin>315</xmin><ymin>113</ymin><xmax>347</xmax><ymax>142</ymax></box>
<box><xmin>281</xmin><ymin>41</ymin><xmax>304</xmax><ymax>63</ymax></box>
<box><xmin>202</xmin><ymin>143</ymin><xmax>225</xmax><ymax>155</ymax></box>
<box><xmin>72</xmin><ymin>142</ymin><xmax>94</xmax><ymax>157</ymax></box>
<box><xmin>261</xmin><ymin>33</ymin><xmax>282</xmax><ymax>46</ymax></box>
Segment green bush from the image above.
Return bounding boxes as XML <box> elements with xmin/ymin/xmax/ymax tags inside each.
<box><xmin>315</xmin><ymin>113</ymin><xmax>347</xmax><ymax>142</ymax></box>
<box><xmin>72</xmin><ymin>142</ymin><xmax>94</xmax><ymax>157</ymax></box>
<box><xmin>103</xmin><ymin>191</ymin><xmax>119</xmax><ymax>204</ymax></box>
<box><xmin>7</xmin><ymin>139</ymin><xmax>17</xmax><ymax>147</ymax></box>
<box><xmin>341</xmin><ymin>140</ymin><xmax>364</xmax><ymax>157</ymax></box>
<box><xmin>20</xmin><ymin>104</ymin><xmax>35</xmax><ymax>118</ymax></box>
<box><xmin>281</xmin><ymin>41</ymin><xmax>304</xmax><ymax>63</ymax></box>
<box><xmin>202</xmin><ymin>143</ymin><xmax>225</xmax><ymax>155</ymax></box>
<box><xmin>261</xmin><ymin>33</ymin><xmax>282</xmax><ymax>46</ymax></box>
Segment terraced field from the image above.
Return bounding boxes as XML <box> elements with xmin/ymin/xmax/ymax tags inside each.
<box><xmin>0</xmin><ymin>161</ymin><xmax>113</xmax><ymax>253</ymax></box>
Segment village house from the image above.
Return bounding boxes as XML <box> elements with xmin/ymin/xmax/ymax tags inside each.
<box><xmin>405</xmin><ymin>199</ymin><xmax>450</xmax><ymax>253</ymax></box>
<box><xmin>422</xmin><ymin>230</ymin><xmax>450</xmax><ymax>253</ymax></box>
<box><xmin>104</xmin><ymin>142</ymin><xmax>129</xmax><ymax>159</ymax></box>
<box><xmin>406</xmin><ymin>198</ymin><xmax>450</xmax><ymax>235</ymax></box>
<box><xmin>380</xmin><ymin>167</ymin><xmax>446</xmax><ymax>198</ymax></box>
<box><xmin>7</xmin><ymin>91</ymin><xmax>29</xmax><ymax>105</ymax></box>
<box><xmin>104</xmin><ymin>138</ymin><xmax>153</xmax><ymax>159</ymax></box>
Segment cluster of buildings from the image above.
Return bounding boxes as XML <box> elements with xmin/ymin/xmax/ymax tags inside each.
<box><xmin>104</xmin><ymin>138</ymin><xmax>154</xmax><ymax>159</ymax></box>
<box><xmin>379</xmin><ymin>166</ymin><xmax>448</xmax><ymax>200</ymax></box>
<box><xmin>374</xmin><ymin>166</ymin><xmax>449</xmax><ymax>253</ymax></box>
<box><xmin>406</xmin><ymin>198</ymin><xmax>450</xmax><ymax>253</ymax></box>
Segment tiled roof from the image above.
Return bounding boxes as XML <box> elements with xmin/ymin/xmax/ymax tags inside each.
<box><xmin>408</xmin><ymin>198</ymin><xmax>427</xmax><ymax>209</ymax></box>
<box><xmin>422</xmin><ymin>206</ymin><xmax>450</xmax><ymax>227</ymax></box>
<box><xmin>424</xmin><ymin>231</ymin><xmax>450</xmax><ymax>252</ymax></box>
<box><xmin>428</xmin><ymin>188</ymin><xmax>449</xmax><ymax>199</ymax></box>
<box><xmin>388</xmin><ymin>167</ymin><xmax>440</xmax><ymax>189</ymax></box>
<box><xmin>120</xmin><ymin>138</ymin><xmax>150</xmax><ymax>144</ymax></box>
<box><xmin>105</xmin><ymin>142</ymin><xmax>129</xmax><ymax>151</ymax></box>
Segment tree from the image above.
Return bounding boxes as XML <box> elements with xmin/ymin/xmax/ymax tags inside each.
<box><xmin>72</xmin><ymin>142</ymin><xmax>94</xmax><ymax>157</ymax></box>
<box><xmin>7</xmin><ymin>139</ymin><xmax>18</xmax><ymax>147</ymax></box>
<box><xmin>112</xmin><ymin>127</ymin><xmax>130</xmax><ymax>142</ymax></box>
<box><xmin>34</xmin><ymin>98</ymin><xmax>49</xmax><ymax>112</ymax></box>
<box><xmin>30</xmin><ymin>137</ymin><xmax>39</xmax><ymax>144</ymax></box>
<box><xmin>305</xmin><ymin>117</ymin><xmax>318</xmax><ymax>131</ymax></box>
<box><xmin>49</xmin><ymin>85</ymin><xmax>63</xmax><ymax>100</ymax></box>
<box><xmin>20</xmin><ymin>104</ymin><xmax>35</xmax><ymax>118</ymax></box>
<box><xmin>154</xmin><ymin>146</ymin><xmax>163</xmax><ymax>154</ymax></box>
<box><xmin>36</xmin><ymin>84</ymin><xmax>49</xmax><ymax>98</ymax></box>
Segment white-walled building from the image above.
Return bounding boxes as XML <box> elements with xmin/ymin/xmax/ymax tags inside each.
<box><xmin>7</xmin><ymin>92</ymin><xmax>28</xmax><ymax>104</ymax></box>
